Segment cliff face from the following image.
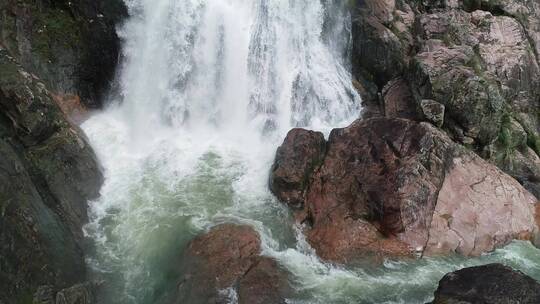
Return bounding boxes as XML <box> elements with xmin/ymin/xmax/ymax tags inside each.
<box><xmin>351</xmin><ymin>0</ymin><xmax>540</xmax><ymax>198</ymax></box>
<box><xmin>0</xmin><ymin>1</ymin><xmax>125</xmax><ymax>302</ymax></box>
<box><xmin>0</xmin><ymin>48</ymin><xmax>103</xmax><ymax>303</ymax></box>
<box><xmin>0</xmin><ymin>0</ymin><xmax>127</xmax><ymax>108</ymax></box>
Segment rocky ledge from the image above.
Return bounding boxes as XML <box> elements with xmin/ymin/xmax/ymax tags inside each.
<box><xmin>431</xmin><ymin>263</ymin><xmax>540</xmax><ymax>304</ymax></box>
<box><xmin>172</xmin><ymin>224</ymin><xmax>292</xmax><ymax>304</ymax></box>
<box><xmin>352</xmin><ymin>0</ymin><xmax>540</xmax><ymax>199</ymax></box>
<box><xmin>271</xmin><ymin>117</ymin><xmax>540</xmax><ymax>264</ymax></box>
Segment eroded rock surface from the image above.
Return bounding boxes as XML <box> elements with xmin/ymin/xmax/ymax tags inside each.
<box><xmin>0</xmin><ymin>49</ymin><xmax>102</xmax><ymax>303</ymax></box>
<box><xmin>351</xmin><ymin>0</ymin><xmax>540</xmax><ymax>198</ymax></box>
<box><xmin>174</xmin><ymin>224</ymin><xmax>292</xmax><ymax>304</ymax></box>
<box><xmin>270</xmin><ymin>118</ymin><xmax>539</xmax><ymax>263</ymax></box>
<box><xmin>269</xmin><ymin>128</ymin><xmax>326</xmax><ymax>209</ymax></box>
<box><xmin>0</xmin><ymin>0</ymin><xmax>127</xmax><ymax>108</ymax></box>
<box><xmin>432</xmin><ymin>263</ymin><xmax>540</xmax><ymax>304</ymax></box>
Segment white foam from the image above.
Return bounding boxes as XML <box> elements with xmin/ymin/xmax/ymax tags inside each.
<box><xmin>81</xmin><ymin>0</ymin><xmax>540</xmax><ymax>303</ymax></box>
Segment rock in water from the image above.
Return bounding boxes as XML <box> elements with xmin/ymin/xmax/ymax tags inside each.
<box><xmin>270</xmin><ymin>128</ymin><xmax>326</xmax><ymax>209</ymax></box>
<box><xmin>432</xmin><ymin>264</ymin><xmax>540</xmax><ymax>304</ymax></box>
<box><xmin>174</xmin><ymin>224</ymin><xmax>292</xmax><ymax>304</ymax></box>
<box><xmin>270</xmin><ymin>118</ymin><xmax>539</xmax><ymax>263</ymax></box>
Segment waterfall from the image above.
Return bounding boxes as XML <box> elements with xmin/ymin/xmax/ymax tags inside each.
<box><xmin>116</xmin><ymin>0</ymin><xmax>359</xmax><ymax>138</ymax></box>
<box><xmin>83</xmin><ymin>0</ymin><xmax>359</xmax><ymax>302</ymax></box>
<box><xmin>81</xmin><ymin>1</ymin><xmax>540</xmax><ymax>303</ymax></box>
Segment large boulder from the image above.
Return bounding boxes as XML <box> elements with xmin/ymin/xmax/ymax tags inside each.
<box><xmin>173</xmin><ymin>224</ymin><xmax>292</xmax><ymax>304</ymax></box>
<box><xmin>0</xmin><ymin>49</ymin><xmax>102</xmax><ymax>302</ymax></box>
<box><xmin>432</xmin><ymin>263</ymin><xmax>540</xmax><ymax>304</ymax></box>
<box><xmin>270</xmin><ymin>118</ymin><xmax>539</xmax><ymax>263</ymax></box>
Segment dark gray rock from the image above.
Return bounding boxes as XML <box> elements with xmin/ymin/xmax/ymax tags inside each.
<box><xmin>0</xmin><ymin>0</ymin><xmax>128</xmax><ymax>108</ymax></box>
<box><xmin>420</xmin><ymin>99</ymin><xmax>445</xmax><ymax>127</ymax></box>
<box><xmin>0</xmin><ymin>48</ymin><xmax>102</xmax><ymax>303</ymax></box>
<box><xmin>432</xmin><ymin>264</ymin><xmax>540</xmax><ymax>304</ymax></box>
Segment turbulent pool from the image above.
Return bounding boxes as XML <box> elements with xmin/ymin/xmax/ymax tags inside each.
<box><xmin>81</xmin><ymin>0</ymin><xmax>540</xmax><ymax>303</ymax></box>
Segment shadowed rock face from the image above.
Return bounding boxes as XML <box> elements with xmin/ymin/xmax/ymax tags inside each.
<box><xmin>432</xmin><ymin>263</ymin><xmax>540</xmax><ymax>304</ymax></box>
<box><xmin>271</xmin><ymin>117</ymin><xmax>539</xmax><ymax>264</ymax></box>
<box><xmin>0</xmin><ymin>0</ymin><xmax>125</xmax><ymax>300</ymax></box>
<box><xmin>0</xmin><ymin>49</ymin><xmax>103</xmax><ymax>302</ymax></box>
<box><xmin>351</xmin><ymin>0</ymin><xmax>540</xmax><ymax>199</ymax></box>
<box><xmin>270</xmin><ymin>129</ymin><xmax>326</xmax><ymax>209</ymax></box>
<box><xmin>174</xmin><ymin>224</ymin><xmax>292</xmax><ymax>304</ymax></box>
<box><xmin>0</xmin><ymin>0</ymin><xmax>127</xmax><ymax>108</ymax></box>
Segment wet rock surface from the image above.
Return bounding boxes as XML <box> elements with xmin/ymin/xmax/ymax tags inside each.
<box><xmin>173</xmin><ymin>224</ymin><xmax>292</xmax><ymax>304</ymax></box>
<box><xmin>271</xmin><ymin>117</ymin><xmax>539</xmax><ymax>263</ymax></box>
<box><xmin>351</xmin><ymin>0</ymin><xmax>540</xmax><ymax>198</ymax></box>
<box><xmin>431</xmin><ymin>263</ymin><xmax>540</xmax><ymax>304</ymax></box>
<box><xmin>34</xmin><ymin>282</ymin><xmax>99</xmax><ymax>304</ymax></box>
<box><xmin>0</xmin><ymin>49</ymin><xmax>102</xmax><ymax>302</ymax></box>
<box><xmin>0</xmin><ymin>0</ymin><xmax>127</xmax><ymax>108</ymax></box>
<box><xmin>269</xmin><ymin>128</ymin><xmax>326</xmax><ymax>209</ymax></box>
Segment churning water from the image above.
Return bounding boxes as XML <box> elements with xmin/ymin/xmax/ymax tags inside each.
<box><xmin>82</xmin><ymin>1</ymin><xmax>540</xmax><ymax>303</ymax></box>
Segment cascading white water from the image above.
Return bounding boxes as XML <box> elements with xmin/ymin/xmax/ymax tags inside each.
<box><xmin>82</xmin><ymin>1</ymin><xmax>540</xmax><ymax>303</ymax></box>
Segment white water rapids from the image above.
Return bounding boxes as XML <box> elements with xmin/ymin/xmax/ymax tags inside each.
<box><xmin>81</xmin><ymin>0</ymin><xmax>540</xmax><ymax>303</ymax></box>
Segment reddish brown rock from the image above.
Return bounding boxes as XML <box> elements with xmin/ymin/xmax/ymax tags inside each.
<box><xmin>270</xmin><ymin>128</ymin><xmax>326</xmax><ymax>209</ymax></box>
<box><xmin>302</xmin><ymin>118</ymin><xmax>450</xmax><ymax>262</ymax></box>
<box><xmin>271</xmin><ymin>118</ymin><xmax>539</xmax><ymax>264</ymax></box>
<box><xmin>174</xmin><ymin>224</ymin><xmax>292</xmax><ymax>304</ymax></box>
<box><xmin>51</xmin><ymin>94</ymin><xmax>91</xmax><ymax>125</ymax></box>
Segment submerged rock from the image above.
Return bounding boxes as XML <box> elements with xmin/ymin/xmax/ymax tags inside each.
<box><xmin>270</xmin><ymin>118</ymin><xmax>539</xmax><ymax>263</ymax></box>
<box><xmin>432</xmin><ymin>264</ymin><xmax>540</xmax><ymax>304</ymax></box>
<box><xmin>174</xmin><ymin>224</ymin><xmax>292</xmax><ymax>304</ymax></box>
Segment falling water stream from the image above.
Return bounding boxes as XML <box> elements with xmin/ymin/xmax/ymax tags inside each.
<box><xmin>81</xmin><ymin>1</ymin><xmax>540</xmax><ymax>303</ymax></box>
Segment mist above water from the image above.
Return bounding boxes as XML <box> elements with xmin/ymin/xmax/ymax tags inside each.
<box><xmin>81</xmin><ymin>1</ymin><xmax>540</xmax><ymax>303</ymax></box>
